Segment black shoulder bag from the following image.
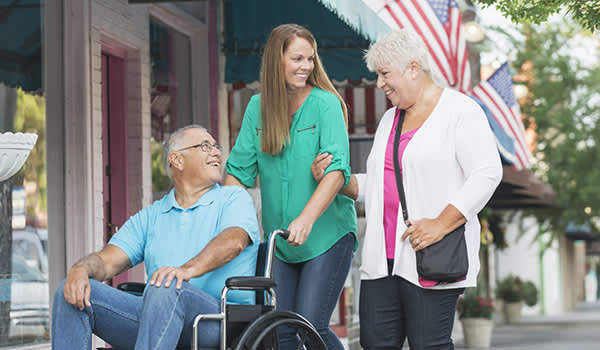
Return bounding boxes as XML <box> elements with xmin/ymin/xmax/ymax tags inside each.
<box><xmin>392</xmin><ymin>109</ymin><xmax>469</xmax><ymax>283</ymax></box>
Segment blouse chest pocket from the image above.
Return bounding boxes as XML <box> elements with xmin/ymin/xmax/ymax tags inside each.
<box><xmin>292</xmin><ymin>124</ymin><xmax>319</xmax><ymax>159</ymax></box>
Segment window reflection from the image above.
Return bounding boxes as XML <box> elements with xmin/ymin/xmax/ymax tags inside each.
<box><xmin>150</xmin><ymin>19</ymin><xmax>193</xmax><ymax>198</ymax></box>
<box><xmin>0</xmin><ymin>0</ymin><xmax>48</xmax><ymax>346</ymax></box>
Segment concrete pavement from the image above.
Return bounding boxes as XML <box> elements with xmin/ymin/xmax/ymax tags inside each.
<box><xmin>455</xmin><ymin>301</ymin><xmax>600</xmax><ymax>349</ymax></box>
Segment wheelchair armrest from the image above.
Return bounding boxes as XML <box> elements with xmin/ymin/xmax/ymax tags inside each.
<box><xmin>225</xmin><ymin>276</ymin><xmax>276</xmax><ymax>290</ymax></box>
<box><xmin>117</xmin><ymin>282</ymin><xmax>146</xmax><ymax>296</ymax></box>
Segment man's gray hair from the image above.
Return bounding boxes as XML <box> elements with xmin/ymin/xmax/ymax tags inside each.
<box><xmin>163</xmin><ymin>124</ymin><xmax>207</xmax><ymax>179</ymax></box>
<box><xmin>364</xmin><ymin>29</ymin><xmax>432</xmax><ymax>76</ymax></box>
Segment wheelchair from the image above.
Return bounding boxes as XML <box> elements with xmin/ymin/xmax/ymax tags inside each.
<box><xmin>110</xmin><ymin>229</ymin><xmax>327</xmax><ymax>350</ymax></box>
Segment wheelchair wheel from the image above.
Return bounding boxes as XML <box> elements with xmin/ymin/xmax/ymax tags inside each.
<box><xmin>233</xmin><ymin>310</ymin><xmax>326</xmax><ymax>350</ymax></box>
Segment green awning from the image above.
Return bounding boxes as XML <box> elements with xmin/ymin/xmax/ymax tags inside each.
<box><xmin>223</xmin><ymin>0</ymin><xmax>388</xmax><ymax>83</ymax></box>
<box><xmin>0</xmin><ymin>0</ymin><xmax>43</xmax><ymax>92</ymax></box>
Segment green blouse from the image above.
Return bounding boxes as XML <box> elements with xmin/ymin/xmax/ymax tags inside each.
<box><xmin>226</xmin><ymin>87</ymin><xmax>357</xmax><ymax>263</ymax></box>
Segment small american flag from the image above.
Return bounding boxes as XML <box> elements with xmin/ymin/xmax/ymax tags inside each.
<box><xmin>379</xmin><ymin>0</ymin><xmax>471</xmax><ymax>93</ymax></box>
<box><xmin>472</xmin><ymin>62</ymin><xmax>532</xmax><ymax>170</ymax></box>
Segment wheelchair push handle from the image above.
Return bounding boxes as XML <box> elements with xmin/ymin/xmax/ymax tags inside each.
<box><xmin>273</xmin><ymin>229</ymin><xmax>290</xmax><ymax>240</ymax></box>
<box><xmin>264</xmin><ymin>229</ymin><xmax>289</xmax><ymax>279</ymax></box>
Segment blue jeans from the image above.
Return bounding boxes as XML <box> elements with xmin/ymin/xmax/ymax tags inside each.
<box><xmin>273</xmin><ymin>233</ymin><xmax>355</xmax><ymax>350</ymax></box>
<box><xmin>359</xmin><ymin>270</ymin><xmax>464</xmax><ymax>350</ymax></box>
<box><xmin>52</xmin><ymin>279</ymin><xmax>220</xmax><ymax>349</ymax></box>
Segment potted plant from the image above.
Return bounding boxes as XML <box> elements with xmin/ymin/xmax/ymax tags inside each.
<box><xmin>457</xmin><ymin>288</ymin><xmax>495</xmax><ymax>348</ymax></box>
<box><xmin>495</xmin><ymin>275</ymin><xmax>538</xmax><ymax>323</ymax></box>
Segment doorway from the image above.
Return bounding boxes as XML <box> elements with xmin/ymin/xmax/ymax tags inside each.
<box><xmin>101</xmin><ymin>50</ymin><xmax>130</xmax><ymax>287</ymax></box>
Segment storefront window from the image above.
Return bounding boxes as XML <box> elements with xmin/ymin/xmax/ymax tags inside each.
<box><xmin>0</xmin><ymin>1</ymin><xmax>48</xmax><ymax>347</ymax></box>
<box><xmin>150</xmin><ymin>18</ymin><xmax>193</xmax><ymax>197</ymax></box>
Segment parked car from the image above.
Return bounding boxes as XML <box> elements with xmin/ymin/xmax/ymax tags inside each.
<box><xmin>8</xmin><ymin>254</ymin><xmax>50</xmax><ymax>339</ymax></box>
<box><xmin>0</xmin><ymin>230</ymin><xmax>50</xmax><ymax>341</ymax></box>
<box><xmin>12</xmin><ymin>229</ymin><xmax>48</xmax><ymax>276</ymax></box>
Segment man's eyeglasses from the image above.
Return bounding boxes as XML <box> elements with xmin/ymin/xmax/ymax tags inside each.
<box><xmin>175</xmin><ymin>141</ymin><xmax>223</xmax><ymax>153</ymax></box>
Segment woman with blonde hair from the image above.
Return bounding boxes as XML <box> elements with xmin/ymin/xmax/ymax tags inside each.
<box><xmin>225</xmin><ymin>23</ymin><xmax>357</xmax><ymax>350</ymax></box>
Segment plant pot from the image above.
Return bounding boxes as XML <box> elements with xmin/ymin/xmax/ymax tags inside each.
<box><xmin>503</xmin><ymin>301</ymin><xmax>523</xmax><ymax>323</ymax></box>
<box><xmin>494</xmin><ymin>299</ymin><xmax>504</xmax><ymax>323</ymax></box>
<box><xmin>461</xmin><ymin>317</ymin><xmax>493</xmax><ymax>348</ymax></box>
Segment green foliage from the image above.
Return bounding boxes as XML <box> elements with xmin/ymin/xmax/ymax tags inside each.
<box><xmin>513</xmin><ymin>20</ymin><xmax>600</xmax><ymax>242</ymax></box>
<box><xmin>522</xmin><ymin>280</ymin><xmax>539</xmax><ymax>306</ymax></box>
<box><xmin>151</xmin><ymin>138</ymin><xmax>171</xmax><ymax>193</ymax></box>
<box><xmin>457</xmin><ymin>287</ymin><xmax>495</xmax><ymax>319</ymax></box>
<box><xmin>496</xmin><ymin>275</ymin><xmax>539</xmax><ymax>306</ymax></box>
<box><xmin>13</xmin><ymin>89</ymin><xmax>46</xmax><ymax>218</ymax></box>
<box><xmin>473</xmin><ymin>0</ymin><xmax>600</xmax><ymax>32</ymax></box>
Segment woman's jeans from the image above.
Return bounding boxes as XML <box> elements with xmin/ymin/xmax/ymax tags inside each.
<box><xmin>359</xmin><ymin>270</ymin><xmax>464</xmax><ymax>350</ymax></box>
<box><xmin>272</xmin><ymin>233</ymin><xmax>355</xmax><ymax>350</ymax></box>
<box><xmin>52</xmin><ymin>279</ymin><xmax>220</xmax><ymax>350</ymax></box>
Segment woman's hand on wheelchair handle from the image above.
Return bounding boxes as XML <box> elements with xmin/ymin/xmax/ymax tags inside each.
<box><xmin>287</xmin><ymin>215</ymin><xmax>313</xmax><ymax>246</ymax></box>
<box><xmin>149</xmin><ymin>266</ymin><xmax>192</xmax><ymax>290</ymax></box>
<box><xmin>311</xmin><ymin>153</ymin><xmax>333</xmax><ymax>183</ymax></box>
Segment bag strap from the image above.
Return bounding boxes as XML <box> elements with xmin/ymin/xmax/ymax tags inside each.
<box><xmin>392</xmin><ymin>108</ymin><xmax>410</xmax><ymax>226</ymax></box>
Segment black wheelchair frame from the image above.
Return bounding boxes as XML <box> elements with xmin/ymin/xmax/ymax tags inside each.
<box><xmin>191</xmin><ymin>229</ymin><xmax>326</xmax><ymax>350</ymax></box>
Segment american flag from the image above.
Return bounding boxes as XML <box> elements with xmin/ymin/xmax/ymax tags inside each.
<box><xmin>472</xmin><ymin>62</ymin><xmax>532</xmax><ymax>170</ymax></box>
<box><xmin>375</xmin><ymin>0</ymin><xmax>471</xmax><ymax>93</ymax></box>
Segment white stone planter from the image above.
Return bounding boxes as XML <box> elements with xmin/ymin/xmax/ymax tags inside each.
<box><xmin>461</xmin><ymin>318</ymin><xmax>494</xmax><ymax>348</ymax></box>
<box><xmin>0</xmin><ymin>132</ymin><xmax>37</xmax><ymax>182</ymax></box>
<box><xmin>503</xmin><ymin>301</ymin><xmax>523</xmax><ymax>324</ymax></box>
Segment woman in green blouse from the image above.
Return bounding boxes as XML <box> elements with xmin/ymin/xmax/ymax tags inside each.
<box><xmin>225</xmin><ymin>24</ymin><xmax>357</xmax><ymax>350</ymax></box>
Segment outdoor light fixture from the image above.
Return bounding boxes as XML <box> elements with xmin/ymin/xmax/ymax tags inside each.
<box><xmin>513</xmin><ymin>84</ymin><xmax>529</xmax><ymax>99</ymax></box>
<box><xmin>461</xmin><ymin>5</ymin><xmax>485</xmax><ymax>43</ymax></box>
<box><xmin>463</xmin><ymin>21</ymin><xmax>485</xmax><ymax>43</ymax></box>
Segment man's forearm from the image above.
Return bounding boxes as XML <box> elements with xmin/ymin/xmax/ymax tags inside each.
<box><xmin>72</xmin><ymin>253</ymin><xmax>108</xmax><ymax>281</ymax></box>
<box><xmin>182</xmin><ymin>227</ymin><xmax>250</xmax><ymax>278</ymax></box>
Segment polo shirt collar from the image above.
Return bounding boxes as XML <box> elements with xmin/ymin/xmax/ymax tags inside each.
<box><xmin>160</xmin><ymin>184</ymin><xmax>219</xmax><ymax>213</ymax></box>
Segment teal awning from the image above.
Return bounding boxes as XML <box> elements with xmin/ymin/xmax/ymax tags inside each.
<box><xmin>224</xmin><ymin>0</ymin><xmax>388</xmax><ymax>83</ymax></box>
<box><xmin>0</xmin><ymin>0</ymin><xmax>43</xmax><ymax>92</ymax></box>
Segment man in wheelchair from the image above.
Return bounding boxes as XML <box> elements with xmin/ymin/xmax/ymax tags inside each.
<box><xmin>52</xmin><ymin>125</ymin><xmax>260</xmax><ymax>349</ymax></box>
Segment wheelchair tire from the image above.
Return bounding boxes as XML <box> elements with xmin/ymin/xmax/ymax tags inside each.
<box><xmin>233</xmin><ymin>310</ymin><xmax>326</xmax><ymax>350</ymax></box>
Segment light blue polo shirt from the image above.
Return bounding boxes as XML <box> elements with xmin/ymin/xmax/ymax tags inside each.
<box><xmin>108</xmin><ymin>184</ymin><xmax>260</xmax><ymax>304</ymax></box>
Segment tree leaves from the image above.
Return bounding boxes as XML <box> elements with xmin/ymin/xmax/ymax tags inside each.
<box><xmin>474</xmin><ymin>0</ymin><xmax>600</xmax><ymax>33</ymax></box>
<box><xmin>510</xmin><ymin>20</ymin><xmax>600</xmax><ymax>238</ymax></box>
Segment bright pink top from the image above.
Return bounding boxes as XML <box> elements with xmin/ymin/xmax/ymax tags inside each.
<box><xmin>383</xmin><ymin>111</ymin><xmax>420</xmax><ymax>259</ymax></box>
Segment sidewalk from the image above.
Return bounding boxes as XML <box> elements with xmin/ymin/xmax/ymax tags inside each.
<box><xmin>455</xmin><ymin>301</ymin><xmax>600</xmax><ymax>349</ymax></box>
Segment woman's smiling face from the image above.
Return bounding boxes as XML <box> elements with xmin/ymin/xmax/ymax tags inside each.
<box><xmin>376</xmin><ymin>63</ymin><xmax>420</xmax><ymax>109</ymax></box>
<box><xmin>282</xmin><ymin>36</ymin><xmax>315</xmax><ymax>92</ymax></box>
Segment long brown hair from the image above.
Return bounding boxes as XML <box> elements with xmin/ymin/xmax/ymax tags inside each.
<box><xmin>259</xmin><ymin>23</ymin><xmax>348</xmax><ymax>155</ymax></box>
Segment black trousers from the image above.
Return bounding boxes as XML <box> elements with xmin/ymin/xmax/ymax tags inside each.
<box><xmin>359</xmin><ymin>261</ymin><xmax>464</xmax><ymax>350</ymax></box>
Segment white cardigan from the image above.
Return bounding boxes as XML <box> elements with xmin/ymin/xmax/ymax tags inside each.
<box><xmin>356</xmin><ymin>88</ymin><xmax>502</xmax><ymax>289</ymax></box>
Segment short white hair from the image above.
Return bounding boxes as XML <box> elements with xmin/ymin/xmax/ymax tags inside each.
<box><xmin>163</xmin><ymin>124</ymin><xmax>207</xmax><ymax>179</ymax></box>
<box><xmin>364</xmin><ymin>29</ymin><xmax>431</xmax><ymax>76</ymax></box>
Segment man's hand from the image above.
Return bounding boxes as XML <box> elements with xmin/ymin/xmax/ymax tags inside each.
<box><xmin>63</xmin><ymin>266</ymin><xmax>92</xmax><ymax>310</ymax></box>
<box><xmin>287</xmin><ymin>214</ymin><xmax>314</xmax><ymax>246</ymax></box>
<box><xmin>311</xmin><ymin>153</ymin><xmax>333</xmax><ymax>183</ymax></box>
<box><xmin>149</xmin><ymin>266</ymin><xmax>193</xmax><ymax>290</ymax></box>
